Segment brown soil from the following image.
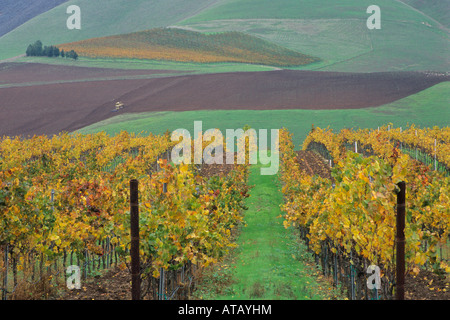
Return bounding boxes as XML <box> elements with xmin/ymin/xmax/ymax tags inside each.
<box><xmin>296</xmin><ymin>150</ymin><xmax>332</xmax><ymax>180</ymax></box>
<box><xmin>58</xmin><ymin>265</ymin><xmax>450</xmax><ymax>300</ymax></box>
<box><xmin>196</xmin><ymin>153</ymin><xmax>237</xmax><ymax>179</ymax></box>
<box><xmin>405</xmin><ymin>269</ymin><xmax>450</xmax><ymax>300</ymax></box>
<box><xmin>60</xmin><ymin>267</ymin><xmax>132</xmax><ymax>300</ymax></box>
<box><xmin>0</xmin><ymin>62</ymin><xmax>179</xmax><ymax>85</ymax></box>
<box><xmin>0</xmin><ymin>63</ymin><xmax>447</xmax><ymax>137</ymax></box>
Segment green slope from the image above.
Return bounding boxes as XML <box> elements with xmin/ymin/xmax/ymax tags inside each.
<box><xmin>77</xmin><ymin>81</ymin><xmax>450</xmax><ymax>146</ymax></box>
<box><xmin>180</xmin><ymin>0</ymin><xmax>436</xmax><ymax>23</ymax></box>
<box><xmin>177</xmin><ymin>0</ymin><xmax>450</xmax><ymax>72</ymax></box>
<box><xmin>3</xmin><ymin>0</ymin><xmax>448</xmax><ymax>72</ymax></box>
<box><xmin>399</xmin><ymin>0</ymin><xmax>450</xmax><ymax>28</ymax></box>
<box><xmin>0</xmin><ymin>0</ymin><xmax>220</xmax><ymax>60</ymax></box>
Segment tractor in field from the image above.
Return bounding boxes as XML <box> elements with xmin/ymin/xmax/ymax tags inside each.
<box><xmin>112</xmin><ymin>101</ymin><xmax>125</xmax><ymax>112</ymax></box>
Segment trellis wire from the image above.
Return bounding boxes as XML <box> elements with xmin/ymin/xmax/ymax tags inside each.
<box><xmin>1</xmin><ymin>146</ymin><xmax>172</xmax><ymax>300</ymax></box>
<box><xmin>298</xmin><ymin>226</ymin><xmax>394</xmax><ymax>300</ymax></box>
<box><xmin>0</xmin><ymin>237</ymin><xmax>121</xmax><ymax>300</ymax></box>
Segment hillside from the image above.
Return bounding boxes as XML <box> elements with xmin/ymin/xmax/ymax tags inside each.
<box><xmin>0</xmin><ymin>0</ymin><xmax>69</xmax><ymax>37</ymax></box>
<box><xmin>177</xmin><ymin>0</ymin><xmax>450</xmax><ymax>72</ymax></box>
<box><xmin>0</xmin><ymin>0</ymin><xmax>221</xmax><ymax>60</ymax></box>
<box><xmin>59</xmin><ymin>28</ymin><xmax>319</xmax><ymax>67</ymax></box>
<box><xmin>1</xmin><ymin>0</ymin><xmax>448</xmax><ymax>71</ymax></box>
<box><xmin>399</xmin><ymin>0</ymin><xmax>450</xmax><ymax>28</ymax></box>
<box><xmin>180</xmin><ymin>0</ymin><xmax>436</xmax><ymax>22</ymax></box>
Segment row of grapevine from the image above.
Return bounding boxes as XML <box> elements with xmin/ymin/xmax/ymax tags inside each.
<box><xmin>0</xmin><ymin>130</ymin><xmax>250</xmax><ymax>299</ymax></box>
<box><xmin>279</xmin><ymin>126</ymin><xmax>450</xmax><ymax>299</ymax></box>
<box><xmin>303</xmin><ymin>124</ymin><xmax>450</xmax><ymax>173</ymax></box>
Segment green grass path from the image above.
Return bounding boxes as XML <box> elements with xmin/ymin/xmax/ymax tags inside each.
<box><xmin>211</xmin><ymin>163</ymin><xmax>338</xmax><ymax>300</ymax></box>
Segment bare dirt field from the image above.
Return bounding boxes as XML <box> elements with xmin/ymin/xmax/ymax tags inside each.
<box><xmin>0</xmin><ymin>63</ymin><xmax>448</xmax><ymax>137</ymax></box>
<box><xmin>0</xmin><ymin>62</ymin><xmax>180</xmax><ymax>85</ymax></box>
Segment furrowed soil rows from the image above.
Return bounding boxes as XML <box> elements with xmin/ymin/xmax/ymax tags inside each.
<box><xmin>295</xmin><ymin>150</ymin><xmax>332</xmax><ymax>180</ymax></box>
<box><xmin>0</xmin><ymin>62</ymin><xmax>181</xmax><ymax>85</ymax></box>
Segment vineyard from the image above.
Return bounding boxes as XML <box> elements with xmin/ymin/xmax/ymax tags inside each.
<box><xmin>1</xmin><ymin>124</ymin><xmax>449</xmax><ymax>300</ymax></box>
<box><xmin>0</xmin><ymin>131</ymin><xmax>250</xmax><ymax>299</ymax></box>
<box><xmin>279</xmin><ymin>125</ymin><xmax>450</xmax><ymax>299</ymax></box>
<box><xmin>58</xmin><ymin>28</ymin><xmax>319</xmax><ymax>67</ymax></box>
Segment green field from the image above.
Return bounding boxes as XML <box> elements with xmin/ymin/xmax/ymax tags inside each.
<box><xmin>0</xmin><ymin>0</ymin><xmax>218</xmax><ymax>60</ymax></box>
<box><xmin>180</xmin><ymin>0</ymin><xmax>435</xmax><ymax>23</ymax></box>
<box><xmin>177</xmin><ymin>0</ymin><xmax>450</xmax><ymax>72</ymax></box>
<box><xmin>1</xmin><ymin>0</ymin><xmax>448</xmax><ymax>73</ymax></box>
<box><xmin>77</xmin><ymin>81</ymin><xmax>450</xmax><ymax>146</ymax></box>
<box><xmin>399</xmin><ymin>0</ymin><xmax>450</xmax><ymax>28</ymax></box>
<box><xmin>13</xmin><ymin>56</ymin><xmax>275</xmax><ymax>74</ymax></box>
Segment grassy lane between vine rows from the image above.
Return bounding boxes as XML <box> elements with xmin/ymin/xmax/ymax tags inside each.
<box><xmin>193</xmin><ymin>161</ymin><xmax>344</xmax><ymax>300</ymax></box>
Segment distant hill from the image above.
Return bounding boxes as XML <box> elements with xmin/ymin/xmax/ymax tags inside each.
<box><xmin>177</xmin><ymin>0</ymin><xmax>450</xmax><ymax>72</ymax></box>
<box><xmin>1</xmin><ymin>0</ymin><xmax>448</xmax><ymax>72</ymax></box>
<box><xmin>399</xmin><ymin>0</ymin><xmax>450</xmax><ymax>28</ymax></box>
<box><xmin>0</xmin><ymin>0</ymin><xmax>69</xmax><ymax>37</ymax></box>
<box><xmin>180</xmin><ymin>0</ymin><xmax>440</xmax><ymax>24</ymax></box>
<box><xmin>0</xmin><ymin>0</ymin><xmax>221</xmax><ymax>60</ymax></box>
<box><xmin>59</xmin><ymin>28</ymin><xmax>319</xmax><ymax>67</ymax></box>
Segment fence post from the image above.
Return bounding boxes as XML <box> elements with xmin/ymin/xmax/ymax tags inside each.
<box><xmin>130</xmin><ymin>179</ymin><xmax>141</xmax><ymax>300</ymax></box>
<box><xmin>434</xmin><ymin>139</ymin><xmax>437</xmax><ymax>171</ymax></box>
<box><xmin>2</xmin><ymin>244</ymin><xmax>8</xmax><ymax>300</ymax></box>
<box><xmin>158</xmin><ymin>182</ymin><xmax>168</xmax><ymax>300</ymax></box>
<box><xmin>396</xmin><ymin>181</ymin><xmax>406</xmax><ymax>300</ymax></box>
<box><xmin>159</xmin><ymin>268</ymin><xmax>165</xmax><ymax>300</ymax></box>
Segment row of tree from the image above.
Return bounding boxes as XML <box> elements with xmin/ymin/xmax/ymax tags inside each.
<box><xmin>26</xmin><ymin>40</ymin><xmax>78</xmax><ymax>60</ymax></box>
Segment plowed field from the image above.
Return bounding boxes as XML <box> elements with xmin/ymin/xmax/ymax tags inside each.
<box><xmin>0</xmin><ymin>62</ymin><xmax>447</xmax><ymax>137</ymax></box>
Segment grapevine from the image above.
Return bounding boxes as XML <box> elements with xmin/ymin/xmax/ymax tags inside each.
<box><xmin>0</xmin><ymin>130</ymin><xmax>250</xmax><ymax>298</ymax></box>
<box><xmin>280</xmin><ymin>126</ymin><xmax>450</xmax><ymax>298</ymax></box>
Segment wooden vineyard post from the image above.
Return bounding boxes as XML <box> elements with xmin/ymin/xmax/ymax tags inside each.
<box><xmin>2</xmin><ymin>244</ymin><xmax>8</xmax><ymax>300</ymax></box>
<box><xmin>434</xmin><ymin>139</ymin><xmax>437</xmax><ymax>171</ymax></box>
<box><xmin>158</xmin><ymin>182</ymin><xmax>168</xmax><ymax>301</ymax></box>
<box><xmin>396</xmin><ymin>181</ymin><xmax>406</xmax><ymax>300</ymax></box>
<box><xmin>130</xmin><ymin>179</ymin><xmax>141</xmax><ymax>300</ymax></box>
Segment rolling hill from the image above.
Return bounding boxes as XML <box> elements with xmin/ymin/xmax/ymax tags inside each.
<box><xmin>177</xmin><ymin>0</ymin><xmax>450</xmax><ymax>72</ymax></box>
<box><xmin>0</xmin><ymin>0</ymin><xmax>222</xmax><ymax>60</ymax></box>
<box><xmin>398</xmin><ymin>0</ymin><xmax>450</xmax><ymax>29</ymax></box>
<box><xmin>58</xmin><ymin>28</ymin><xmax>319</xmax><ymax>67</ymax></box>
<box><xmin>1</xmin><ymin>0</ymin><xmax>448</xmax><ymax>72</ymax></box>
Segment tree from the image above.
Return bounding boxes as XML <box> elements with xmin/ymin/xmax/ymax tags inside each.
<box><xmin>33</xmin><ymin>40</ymin><xmax>43</xmax><ymax>56</ymax></box>
<box><xmin>53</xmin><ymin>46</ymin><xmax>60</xmax><ymax>58</ymax></box>
<box><xmin>26</xmin><ymin>45</ymin><xmax>33</xmax><ymax>57</ymax></box>
<box><xmin>66</xmin><ymin>50</ymin><xmax>78</xmax><ymax>60</ymax></box>
<box><xmin>25</xmin><ymin>40</ymin><xmax>68</xmax><ymax>59</ymax></box>
<box><xmin>43</xmin><ymin>46</ymin><xmax>55</xmax><ymax>57</ymax></box>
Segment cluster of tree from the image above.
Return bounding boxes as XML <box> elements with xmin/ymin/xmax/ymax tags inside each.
<box><xmin>26</xmin><ymin>40</ymin><xmax>78</xmax><ymax>60</ymax></box>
